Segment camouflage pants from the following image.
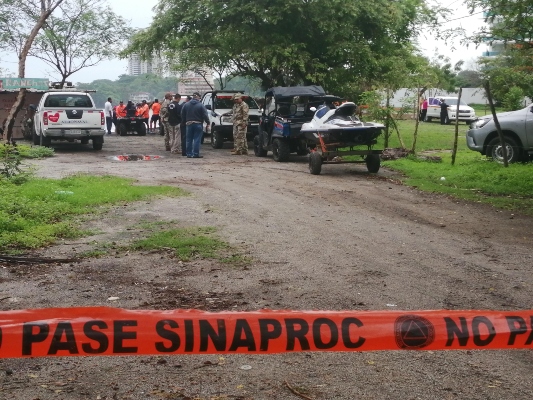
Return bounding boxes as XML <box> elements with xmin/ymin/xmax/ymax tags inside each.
<box><xmin>233</xmin><ymin>124</ymin><xmax>248</xmax><ymax>153</ymax></box>
<box><xmin>162</xmin><ymin>121</ymin><xmax>171</xmax><ymax>148</ymax></box>
<box><xmin>170</xmin><ymin>124</ymin><xmax>181</xmax><ymax>154</ymax></box>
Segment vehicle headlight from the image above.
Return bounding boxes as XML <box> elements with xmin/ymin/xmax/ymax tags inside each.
<box><xmin>471</xmin><ymin>118</ymin><xmax>491</xmax><ymax>129</ymax></box>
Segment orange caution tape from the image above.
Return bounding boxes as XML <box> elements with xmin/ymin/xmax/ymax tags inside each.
<box><xmin>0</xmin><ymin>307</ymin><xmax>532</xmax><ymax>358</ymax></box>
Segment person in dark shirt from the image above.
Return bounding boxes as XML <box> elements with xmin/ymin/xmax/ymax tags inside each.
<box><xmin>181</xmin><ymin>92</ymin><xmax>209</xmax><ymax>158</ymax></box>
<box><xmin>440</xmin><ymin>99</ymin><xmax>449</xmax><ymax>125</ymax></box>
<box><xmin>168</xmin><ymin>94</ymin><xmax>183</xmax><ymax>154</ymax></box>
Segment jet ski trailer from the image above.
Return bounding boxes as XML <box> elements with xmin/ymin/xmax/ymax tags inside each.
<box><xmin>300</xmin><ymin>102</ymin><xmax>385</xmax><ymax>175</ymax></box>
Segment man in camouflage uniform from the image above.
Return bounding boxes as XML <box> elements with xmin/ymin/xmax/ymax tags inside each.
<box><xmin>230</xmin><ymin>93</ymin><xmax>249</xmax><ymax>155</ymax></box>
<box><xmin>160</xmin><ymin>92</ymin><xmax>173</xmax><ymax>151</ymax></box>
<box><xmin>21</xmin><ymin>104</ymin><xmax>37</xmax><ymax>140</ymax></box>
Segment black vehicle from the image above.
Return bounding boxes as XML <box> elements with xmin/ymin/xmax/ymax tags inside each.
<box><xmin>254</xmin><ymin>86</ymin><xmax>331</xmax><ymax>161</ymax></box>
<box><xmin>116</xmin><ymin>101</ymin><xmax>147</xmax><ymax>136</ymax></box>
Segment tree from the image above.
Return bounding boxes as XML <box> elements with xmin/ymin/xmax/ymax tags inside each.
<box><xmin>466</xmin><ymin>0</ymin><xmax>533</xmax><ymax>49</ymax></box>
<box><xmin>123</xmin><ymin>0</ymin><xmax>435</xmax><ymax>92</ymax></box>
<box><xmin>30</xmin><ymin>0</ymin><xmax>131</xmax><ymax>87</ymax></box>
<box><xmin>455</xmin><ymin>70</ymin><xmax>483</xmax><ymax>88</ymax></box>
<box><xmin>0</xmin><ymin>0</ymin><xmax>65</xmax><ymax>142</ymax></box>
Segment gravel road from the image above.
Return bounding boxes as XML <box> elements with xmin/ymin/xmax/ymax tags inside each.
<box><xmin>1</xmin><ymin>134</ymin><xmax>532</xmax><ymax>399</ymax></box>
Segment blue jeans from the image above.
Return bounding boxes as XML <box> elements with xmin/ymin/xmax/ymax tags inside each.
<box><xmin>186</xmin><ymin>123</ymin><xmax>203</xmax><ymax>157</ymax></box>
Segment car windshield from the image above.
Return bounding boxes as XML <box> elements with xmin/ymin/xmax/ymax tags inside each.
<box><xmin>44</xmin><ymin>94</ymin><xmax>93</xmax><ymax>108</ymax></box>
<box><xmin>215</xmin><ymin>95</ymin><xmax>259</xmax><ymax>109</ymax></box>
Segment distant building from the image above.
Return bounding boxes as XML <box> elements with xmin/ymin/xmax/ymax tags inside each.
<box><xmin>128</xmin><ymin>54</ymin><xmax>164</xmax><ymax>76</ymax></box>
<box><xmin>177</xmin><ymin>69</ymin><xmax>214</xmax><ymax>96</ymax></box>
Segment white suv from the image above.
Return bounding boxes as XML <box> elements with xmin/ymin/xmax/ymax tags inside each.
<box><xmin>201</xmin><ymin>91</ymin><xmax>261</xmax><ymax>148</ymax></box>
<box><xmin>425</xmin><ymin>97</ymin><xmax>476</xmax><ymax>125</ymax></box>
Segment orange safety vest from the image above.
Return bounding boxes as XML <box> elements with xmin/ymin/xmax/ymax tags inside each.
<box><xmin>141</xmin><ymin>104</ymin><xmax>149</xmax><ymax>119</ymax></box>
<box><xmin>151</xmin><ymin>102</ymin><xmax>161</xmax><ymax>115</ymax></box>
<box><xmin>116</xmin><ymin>104</ymin><xmax>127</xmax><ymax>117</ymax></box>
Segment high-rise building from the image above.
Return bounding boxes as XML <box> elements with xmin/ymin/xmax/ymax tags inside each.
<box><xmin>128</xmin><ymin>54</ymin><xmax>164</xmax><ymax>76</ymax></box>
<box><xmin>177</xmin><ymin>69</ymin><xmax>215</xmax><ymax>96</ymax></box>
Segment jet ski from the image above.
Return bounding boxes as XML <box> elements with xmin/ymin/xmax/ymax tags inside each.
<box><xmin>300</xmin><ymin>102</ymin><xmax>384</xmax><ymax>146</ymax></box>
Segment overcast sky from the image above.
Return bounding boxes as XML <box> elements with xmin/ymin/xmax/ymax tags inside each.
<box><xmin>1</xmin><ymin>0</ymin><xmax>487</xmax><ymax>83</ymax></box>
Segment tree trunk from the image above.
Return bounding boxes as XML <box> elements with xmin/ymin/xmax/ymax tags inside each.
<box><xmin>3</xmin><ymin>1</ymin><xmax>63</xmax><ymax>142</ymax></box>
<box><xmin>451</xmin><ymin>87</ymin><xmax>462</xmax><ymax>165</ymax></box>
<box><xmin>384</xmin><ymin>90</ymin><xmax>391</xmax><ymax>148</ymax></box>
<box><xmin>411</xmin><ymin>87</ymin><xmax>421</xmax><ymax>154</ymax></box>
<box><xmin>484</xmin><ymin>81</ymin><xmax>508</xmax><ymax>167</ymax></box>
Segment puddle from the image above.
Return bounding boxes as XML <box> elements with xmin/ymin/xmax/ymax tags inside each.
<box><xmin>110</xmin><ymin>155</ymin><xmax>163</xmax><ymax>161</ymax></box>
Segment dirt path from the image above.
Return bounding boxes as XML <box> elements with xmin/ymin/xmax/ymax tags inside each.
<box><xmin>1</xmin><ymin>134</ymin><xmax>533</xmax><ymax>399</ymax></box>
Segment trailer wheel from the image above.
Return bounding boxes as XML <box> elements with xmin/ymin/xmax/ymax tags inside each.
<box><xmin>366</xmin><ymin>154</ymin><xmax>380</xmax><ymax>173</ymax></box>
<box><xmin>253</xmin><ymin>135</ymin><xmax>267</xmax><ymax>157</ymax></box>
<box><xmin>272</xmin><ymin>138</ymin><xmax>290</xmax><ymax>162</ymax></box>
<box><xmin>137</xmin><ymin>123</ymin><xmax>147</xmax><ymax>136</ymax></box>
<box><xmin>309</xmin><ymin>152</ymin><xmax>322</xmax><ymax>175</ymax></box>
<box><xmin>211</xmin><ymin>131</ymin><xmax>224</xmax><ymax>149</ymax></box>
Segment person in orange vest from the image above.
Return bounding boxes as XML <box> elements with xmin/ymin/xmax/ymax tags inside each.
<box><xmin>150</xmin><ymin>99</ymin><xmax>161</xmax><ymax>134</ymax></box>
<box><xmin>140</xmin><ymin>100</ymin><xmax>150</xmax><ymax>130</ymax></box>
<box><xmin>116</xmin><ymin>100</ymin><xmax>127</xmax><ymax>118</ymax></box>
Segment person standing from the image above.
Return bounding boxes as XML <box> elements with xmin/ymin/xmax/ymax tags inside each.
<box><xmin>230</xmin><ymin>93</ymin><xmax>249</xmax><ymax>155</ymax></box>
<box><xmin>160</xmin><ymin>92</ymin><xmax>173</xmax><ymax>151</ymax></box>
<box><xmin>104</xmin><ymin>97</ymin><xmax>113</xmax><ymax>134</ymax></box>
<box><xmin>140</xmin><ymin>100</ymin><xmax>150</xmax><ymax>130</ymax></box>
<box><xmin>439</xmin><ymin>99</ymin><xmax>449</xmax><ymax>125</ymax></box>
<box><xmin>150</xmin><ymin>99</ymin><xmax>160</xmax><ymax>133</ymax></box>
<box><xmin>181</xmin><ymin>92</ymin><xmax>209</xmax><ymax>158</ymax></box>
<box><xmin>420</xmin><ymin>97</ymin><xmax>428</xmax><ymax>122</ymax></box>
<box><xmin>168</xmin><ymin>93</ymin><xmax>183</xmax><ymax>154</ymax></box>
<box><xmin>179</xmin><ymin>96</ymin><xmax>190</xmax><ymax>156</ymax></box>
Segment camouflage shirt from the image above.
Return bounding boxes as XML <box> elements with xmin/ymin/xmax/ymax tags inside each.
<box><xmin>232</xmin><ymin>101</ymin><xmax>249</xmax><ymax>126</ymax></box>
<box><xmin>160</xmin><ymin>99</ymin><xmax>171</xmax><ymax>122</ymax></box>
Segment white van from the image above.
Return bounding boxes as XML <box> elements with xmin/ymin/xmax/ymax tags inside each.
<box><xmin>425</xmin><ymin>97</ymin><xmax>476</xmax><ymax>125</ymax></box>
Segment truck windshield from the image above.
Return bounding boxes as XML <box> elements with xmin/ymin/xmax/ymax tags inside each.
<box><xmin>44</xmin><ymin>94</ymin><xmax>93</xmax><ymax>108</ymax></box>
<box><xmin>215</xmin><ymin>96</ymin><xmax>259</xmax><ymax>109</ymax></box>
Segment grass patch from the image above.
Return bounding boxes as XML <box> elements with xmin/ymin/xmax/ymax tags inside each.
<box><xmin>0</xmin><ymin>174</ymin><xmax>186</xmax><ymax>251</ymax></box>
<box><xmin>131</xmin><ymin>227</ymin><xmax>228</xmax><ymax>261</ymax></box>
<box><xmin>345</xmin><ymin>119</ymin><xmax>533</xmax><ymax>214</ymax></box>
<box><xmin>0</xmin><ymin>143</ymin><xmax>55</xmax><ymax>159</ymax></box>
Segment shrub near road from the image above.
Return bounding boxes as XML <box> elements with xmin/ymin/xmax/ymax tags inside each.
<box><xmin>0</xmin><ymin>175</ymin><xmax>185</xmax><ymax>251</ymax></box>
<box><xmin>378</xmin><ymin>120</ymin><xmax>533</xmax><ymax>215</ymax></box>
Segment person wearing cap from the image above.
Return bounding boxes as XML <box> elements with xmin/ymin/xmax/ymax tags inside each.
<box><xmin>181</xmin><ymin>92</ymin><xmax>209</xmax><ymax>158</ymax></box>
<box><xmin>160</xmin><ymin>92</ymin><xmax>173</xmax><ymax>151</ymax></box>
<box><xmin>231</xmin><ymin>93</ymin><xmax>249</xmax><ymax>155</ymax></box>
<box><xmin>116</xmin><ymin>101</ymin><xmax>126</xmax><ymax>118</ymax></box>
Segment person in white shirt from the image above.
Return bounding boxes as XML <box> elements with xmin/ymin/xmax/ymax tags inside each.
<box><xmin>104</xmin><ymin>97</ymin><xmax>113</xmax><ymax>134</ymax></box>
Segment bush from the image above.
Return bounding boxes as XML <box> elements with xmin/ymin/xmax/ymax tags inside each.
<box><xmin>502</xmin><ymin>86</ymin><xmax>525</xmax><ymax>111</ymax></box>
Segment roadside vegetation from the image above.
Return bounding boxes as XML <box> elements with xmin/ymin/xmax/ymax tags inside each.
<box><xmin>0</xmin><ymin>175</ymin><xmax>185</xmax><ymax>251</ymax></box>
<box><xmin>376</xmin><ymin>120</ymin><xmax>533</xmax><ymax>215</ymax></box>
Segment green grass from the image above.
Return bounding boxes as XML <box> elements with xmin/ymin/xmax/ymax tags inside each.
<box><xmin>131</xmin><ymin>227</ymin><xmax>229</xmax><ymax>261</ymax></box>
<box><xmin>0</xmin><ymin>143</ymin><xmax>55</xmax><ymax>159</ymax></box>
<box><xmin>373</xmin><ymin>120</ymin><xmax>533</xmax><ymax>214</ymax></box>
<box><xmin>0</xmin><ymin>175</ymin><xmax>186</xmax><ymax>250</ymax></box>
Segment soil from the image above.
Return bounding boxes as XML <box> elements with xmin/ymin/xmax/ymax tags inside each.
<box><xmin>1</xmin><ymin>133</ymin><xmax>533</xmax><ymax>399</ymax></box>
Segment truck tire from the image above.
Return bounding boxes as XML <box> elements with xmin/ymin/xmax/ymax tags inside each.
<box><xmin>211</xmin><ymin>131</ymin><xmax>224</xmax><ymax>149</ymax></box>
<box><xmin>487</xmin><ymin>137</ymin><xmax>522</xmax><ymax>163</ymax></box>
<box><xmin>40</xmin><ymin>134</ymin><xmax>52</xmax><ymax>147</ymax></box>
<box><xmin>366</xmin><ymin>154</ymin><xmax>381</xmax><ymax>173</ymax></box>
<box><xmin>309</xmin><ymin>152</ymin><xmax>322</xmax><ymax>175</ymax></box>
<box><xmin>272</xmin><ymin>138</ymin><xmax>290</xmax><ymax>162</ymax></box>
<box><xmin>253</xmin><ymin>135</ymin><xmax>267</xmax><ymax>157</ymax></box>
<box><xmin>92</xmin><ymin>137</ymin><xmax>103</xmax><ymax>150</ymax></box>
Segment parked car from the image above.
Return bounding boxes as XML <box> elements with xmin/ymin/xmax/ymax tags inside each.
<box><xmin>425</xmin><ymin>97</ymin><xmax>476</xmax><ymax>125</ymax></box>
<box><xmin>467</xmin><ymin>104</ymin><xmax>533</xmax><ymax>163</ymax></box>
<box><xmin>201</xmin><ymin>90</ymin><xmax>261</xmax><ymax>149</ymax></box>
<box><xmin>33</xmin><ymin>90</ymin><xmax>105</xmax><ymax>149</ymax></box>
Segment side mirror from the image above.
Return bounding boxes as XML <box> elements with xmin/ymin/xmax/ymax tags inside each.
<box><xmin>205</xmin><ymin>105</ymin><xmax>211</xmax><ymax>110</ymax></box>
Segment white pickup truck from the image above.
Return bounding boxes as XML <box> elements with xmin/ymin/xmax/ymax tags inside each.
<box><xmin>33</xmin><ymin>91</ymin><xmax>106</xmax><ymax>150</ymax></box>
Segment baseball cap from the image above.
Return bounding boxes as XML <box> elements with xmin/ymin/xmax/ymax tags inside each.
<box><xmin>232</xmin><ymin>93</ymin><xmax>242</xmax><ymax>100</ymax></box>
